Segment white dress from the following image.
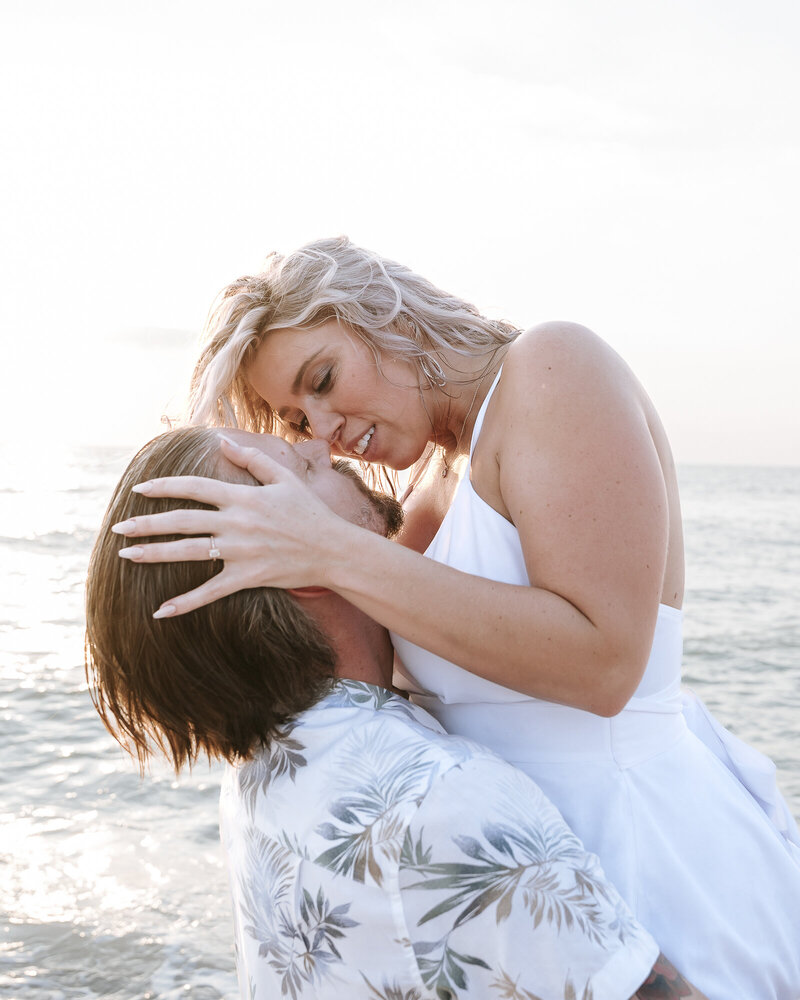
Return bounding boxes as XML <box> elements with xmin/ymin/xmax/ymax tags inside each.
<box><xmin>392</xmin><ymin>371</ymin><xmax>800</xmax><ymax>1000</ymax></box>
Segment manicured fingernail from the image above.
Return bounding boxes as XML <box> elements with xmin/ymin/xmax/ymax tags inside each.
<box><xmin>153</xmin><ymin>605</ymin><xmax>177</xmax><ymax>619</ymax></box>
<box><xmin>118</xmin><ymin>546</ymin><xmax>143</xmax><ymax>559</ymax></box>
<box><xmin>132</xmin><ymin>482</ymin><xmax>152</xmax><ymax>494</ymax></box>
<box><xmin>218</xmin><ymin>434</ymin><xmax>240</xmax><ymax>447</ymax></box>
<box><xmin>111</xmin><ymin>520</ymin><xmax>136</xmax><ymax>534</ymax></box>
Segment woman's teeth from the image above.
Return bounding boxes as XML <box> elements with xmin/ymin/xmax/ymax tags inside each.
<box><xmin>353</xmin><ymin>426</ymin><xmax>375</xmax><ymax>456</ymax></box>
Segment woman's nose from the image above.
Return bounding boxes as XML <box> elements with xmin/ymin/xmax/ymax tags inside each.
<box><xmin>295</xmin><ymin>439</ymin><xmax>332</xmax><ymax>464</ymax></box>
<box><xmin>304</xmin><ymin>405</ymin><xmax>344</xmax><ymax>447</ymax></box>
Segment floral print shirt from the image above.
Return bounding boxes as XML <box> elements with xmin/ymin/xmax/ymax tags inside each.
<box><xmin>219</xmin><ymin>681</ymin><xmax>658</xmax><ymax>1000</ymax></box>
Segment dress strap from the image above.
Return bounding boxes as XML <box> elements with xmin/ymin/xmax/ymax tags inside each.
<box><xmin>469</xmin><ymin>367</ymin><xmax>504</xmax><ymax>457</ymax></box>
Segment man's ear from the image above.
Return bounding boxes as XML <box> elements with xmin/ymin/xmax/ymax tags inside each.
<box><xmin>287</xmin><ymin>587</ymin><xmax>333</xmax><ymax>599</ymax></box>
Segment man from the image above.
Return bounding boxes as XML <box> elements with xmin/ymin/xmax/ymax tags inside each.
<box><xmin>86</xmin><ymin>427</ymin><xmax>704</xmax><ymax>1000</ymax></box>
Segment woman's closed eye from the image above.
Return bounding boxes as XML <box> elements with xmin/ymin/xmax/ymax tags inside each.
<box><xmin>286</xmin><ymin>413</ymin><xmax>311</xmax><ymax>436</ymax></box>
<box><xmin>312</xmin><ymin>366</ymin><xmax>334</xmax><ymax>395</ymax></box>
<box><xmin>283</xmin><ymin>366</ymin><xmax>334</xmax><ymax>435</ymax></box>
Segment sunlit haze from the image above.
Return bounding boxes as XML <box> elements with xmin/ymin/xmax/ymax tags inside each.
<box><xmin>3</xmin><ymin>0</ymin><xmax>798</xmax><ymax>464</ymax></box>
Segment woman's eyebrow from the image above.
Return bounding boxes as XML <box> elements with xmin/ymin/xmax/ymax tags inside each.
<box><xmin>291</xmin><ymin>349</ymin><xmax>324</xmax><ymax>394</ymax></box>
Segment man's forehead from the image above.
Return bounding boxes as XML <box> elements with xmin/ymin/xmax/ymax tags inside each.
<box><xmin>209</xmin><ymin>429</ymin><xmax>293</xmax><ymax>486</ymax></box>
<box><xmin>214</xmin><ymin>428</ymin><xmax>361</xmax><ymax>488</ymax></box>
<box><xmin>222</xmin><ymin>429</ymin><xmax>283</xmax><ymax>449</ymax></box>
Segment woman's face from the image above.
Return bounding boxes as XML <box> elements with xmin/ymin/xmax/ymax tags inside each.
<box><xmin>246</xmin><ymin>320</ymin><xmax>434</xmax><ymax>470</ymax></box>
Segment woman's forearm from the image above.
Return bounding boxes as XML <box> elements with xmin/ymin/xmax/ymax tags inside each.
<box><xmin>322</xmin><ymin>520</ymin><xmax>655</xmax><ymax>716</ymax></box>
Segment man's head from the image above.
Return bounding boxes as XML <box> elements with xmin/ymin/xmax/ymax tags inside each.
<box><xmin>218</xmin><ymin>428</ymin><xmax>404</xmax><ymax>537</ymax></box>
<box><xmin>85</xmin><ymin>426</ymin><xmax>402</xmax><ymax>772</ymax></box>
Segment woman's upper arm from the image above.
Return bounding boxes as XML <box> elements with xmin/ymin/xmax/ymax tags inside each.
<box><xmin>496</xmin><ymin>323</ymin><xmax>669</xmax><ymax>684</ymax></box>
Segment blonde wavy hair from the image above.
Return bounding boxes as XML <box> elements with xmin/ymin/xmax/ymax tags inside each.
<box><xmin>187</xmin><ymin>236</ymin><xmax>520</xmax><ymax>438</ymax></box>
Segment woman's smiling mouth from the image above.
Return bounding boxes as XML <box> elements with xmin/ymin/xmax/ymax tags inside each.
<box><xmin>352</xmin><ymin>426</ymin><xmax>375</xmax><ymax>456</ymax></box>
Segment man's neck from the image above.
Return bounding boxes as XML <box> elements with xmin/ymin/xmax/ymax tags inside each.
<box><xmin>309</xmin><ymin>598</ymin><xmax>395</xmax><ymax>691</ymax></box>
<box><xmin>333</xmin><ymin>618</ymin><xmax>395</xmax><ymax>689</ymax></box>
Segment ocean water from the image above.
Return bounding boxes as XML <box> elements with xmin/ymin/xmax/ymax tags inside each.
<box><xmin>1</xmin><ymin>446</ymin><xmax>798</xmax><ymax>999</ymax></box>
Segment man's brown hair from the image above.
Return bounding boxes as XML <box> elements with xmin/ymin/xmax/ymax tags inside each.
<box><xmin>85</xmin><ymin>427</ymin><xmax>339</xmax><ymax>772</ymax></box>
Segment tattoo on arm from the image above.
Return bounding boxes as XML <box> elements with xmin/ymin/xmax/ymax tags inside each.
<box><xmin>635</xmin><ymin>953</ymin><xmax>706</xmax><ymax>999</ymax></box>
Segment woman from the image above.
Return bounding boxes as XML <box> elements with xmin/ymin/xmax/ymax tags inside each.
<box><xmin>115</xmin><ymin>237</ymin><xmax>800</xmax><ymax>999</ymax></box>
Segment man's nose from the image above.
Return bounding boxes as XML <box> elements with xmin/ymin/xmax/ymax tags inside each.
<box><xmin>295</xmin><ymin>438</ymin><xmax>332</xmax><ymax>464</ymax></box>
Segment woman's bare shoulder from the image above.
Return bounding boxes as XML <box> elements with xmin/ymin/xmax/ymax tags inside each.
<box><xmin>496</xmin><ymin>321</ymin><xmax>636</xmax><ymax>418</ymax></box>
<box><xmin>506</xmin><ymin>320</ymin><xmax>625</xmax><ymax>375</ymax></box>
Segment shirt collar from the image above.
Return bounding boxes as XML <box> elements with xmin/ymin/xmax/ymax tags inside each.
<box><xmin>312</xmin><ymin>679</ymin><xmax>447</xmax><ymax>735</ymax></box>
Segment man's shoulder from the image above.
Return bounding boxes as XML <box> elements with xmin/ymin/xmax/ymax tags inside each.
<box><xmin>220</xmin><ymin>682</ymin><xmax>515</xmax><ymax>900</ymax></box>
<box><xmin>222</xmin><ymin>682</ymin><xmax>506</xmax><ymax>847</ymax></box>
<box><xmin>240</xmin><ymin>682</ymin><xmax>493</xmax><ymax>782</ymax></box>
<box><xmin>309</xmin><ymin>681</ymin><xmax>505</xmax><ymax>775</ymax></box>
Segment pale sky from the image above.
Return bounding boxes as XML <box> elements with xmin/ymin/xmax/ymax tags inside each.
<box><xmin>2</xmin><ymin>0</ymin><xmax>798</xmax><ymax>464</ymax></box>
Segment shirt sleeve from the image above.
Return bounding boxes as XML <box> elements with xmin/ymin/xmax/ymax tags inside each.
<box><xmin>397</xmin><ymin>753</ymin><xmax>659</xmax><ymax>1000</ymax></box>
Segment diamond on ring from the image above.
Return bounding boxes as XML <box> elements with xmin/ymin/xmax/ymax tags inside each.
<box><xmin>209</xmin><ymin>535</ymin><xmax>221</xmax><ymax>561</ymax></box>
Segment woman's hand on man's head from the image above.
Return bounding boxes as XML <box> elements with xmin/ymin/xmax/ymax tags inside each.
<box><xmin>111</xmin><ymin>436</ymin><xmax>344</xmax><ymax>618</ymax></box>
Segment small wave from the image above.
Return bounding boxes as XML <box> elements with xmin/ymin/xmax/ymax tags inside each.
<box><xmin>0</xmin><ymin>530</ymin><xmax>97</xmax><ymax>553</ymax></box>
<box><xmin>0</xmin><ymin>918</ymin><xmax>236</xmax><ymax>1000</ymax></box>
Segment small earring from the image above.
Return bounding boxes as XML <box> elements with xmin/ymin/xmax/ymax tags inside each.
<box><xmin>419</xmin><ymin>355</ymin><xmax>446</xmax><ymax>388</ymax></box>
